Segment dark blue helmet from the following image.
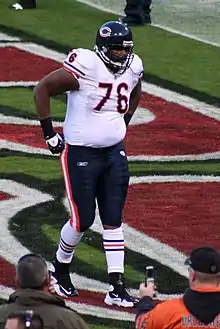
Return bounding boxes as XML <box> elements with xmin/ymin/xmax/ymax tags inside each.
<box><xmin>95</xmin><ymin>21</ymin><xmax>134</xmax><ymax>74</ymax></box>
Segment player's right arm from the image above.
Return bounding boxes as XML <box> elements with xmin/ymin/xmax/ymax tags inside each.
<box><xmin>34</xmin><ymin>67</ymin><xmax>79</xmax><ymax>154</ymax></box>
<box><xmin>34</xmin><ymin>49</ymin><xmax>86</xmax><ymax>154</ymax></box>
<box><xmin>34</xmin><ymin>68</ymin><xmax>79</xmax><ymax>121</ymax></box>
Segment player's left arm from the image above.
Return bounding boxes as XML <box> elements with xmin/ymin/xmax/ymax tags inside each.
<box><xmin>124</xmin><ymin>78</ymin><xmax>142</xmax><ymax>126</ymax></box>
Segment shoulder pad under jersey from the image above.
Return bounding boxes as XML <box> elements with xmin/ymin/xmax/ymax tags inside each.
<box><xmin>63</xmin><ymin>48</ymin><xmax>96</xmax><ymax>79</ymax></box>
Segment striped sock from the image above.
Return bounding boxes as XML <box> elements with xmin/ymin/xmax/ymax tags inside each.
<box><xmin>56</xmin><ymin>219</ymin><xmax>83</xmax><ymax>263</ymax></box>
<box><xmin>103</xmin><ymin>226</ymin><xmax>125</xmax><ymax>274</ymax></box>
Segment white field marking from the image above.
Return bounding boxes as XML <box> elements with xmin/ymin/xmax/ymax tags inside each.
<box><xmin>0</xmin><ymin>179</ymin><xmax>53</xmax><ymax>265</ymax></box>
<box><xmin>152</xmin><ymin>23</ymin><xmax>220</xmax><ymax>48</ymax></box>
<box><xmin>76</xmin><ymin>0</ymin><xmax>220</xmax><ymax>48</ymax></box>
<box><xmin>0</xmin><ymin>108</ymin><xmax>155</xmax><ymax>127</ymax></box>
<box><xmin>0</xmin><ymin>42</ymin><xmax>65</xmax><ymax>62</ymax></box>
<box><xmin>66</xmin><ymin>300</ymin><xmax>135</xmax><ymax>321</ymax></box>
<box><xmin>0</xmin><ymin>113</ymin><xmax>63</xmax><ymax>127</ymax></box>
<box><xmin>0</xmin><ymin>285</ymin><xmax>14</xmax><ymax>299</ymax></box>
<box><xmin>0</xmin><ymin>33</ymin><xmax>20</xmax><ymax>42</ymax></box>
<box><xmin>141</xmin><ymin>83</ymin><xmax>220</xmax><ymax>122</ymax></box>
<box><xmin>0</xmin><ymin>285</ymin><xmax>135</xmax><ymax>321</ymax></box>
<box><xmin>129</xmin><ymin>175</ymin><xmax>220</xmax><ymax>184</ymax></box>
<box><xmin>1</xmin><ymin>41</ymin><xmax>220</xmax><ymax>121</ymax></box>
<box><xmin>128</xmin><ymin>107</ymin><xmax>156</xmax><ymax>125</ymax></box>
<box><xmin>1</xmin><ymin>139</ymin><xmax>220</xmax><ymax>162</ymax></box>
<box><xmin>127</xmin><ymin>152</ymin><xmax>220</xmax><ymax>162</ymax></box>
<box><xmin>0</xmin><ymin>140</ymin><xmax>51</xmax><ymax>156</ymax></box>
<box><xmin>0</xmin><ymin>81</ymin><xmax>37</xmax><ymax>87</ymax></box>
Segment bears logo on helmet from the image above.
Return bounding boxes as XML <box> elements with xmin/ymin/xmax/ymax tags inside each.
<box><xmin>100</xmin><ymin>26</ymin><xmax>112</xmax><ymax>38</ymax></box>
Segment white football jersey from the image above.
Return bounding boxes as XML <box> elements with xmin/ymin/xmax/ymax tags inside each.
<box><xmin>63</xmin><ymin>48</ymin><xmax>143</xmax><ymax>148</ymax></box>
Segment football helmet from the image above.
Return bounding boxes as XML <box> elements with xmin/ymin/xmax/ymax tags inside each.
<box><xmin>95</xmin><ymin>21</ymin><xmax>134</xmax><ymax>74</ymax></box>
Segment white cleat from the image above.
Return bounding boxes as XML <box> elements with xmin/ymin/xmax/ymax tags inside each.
<box><xmin>104</xmin><ymin>284</ymin><xmax>138</xmax><ymax>308</ymax></box>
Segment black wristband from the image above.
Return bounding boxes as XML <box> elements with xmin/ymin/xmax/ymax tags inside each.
<box><xmin>40</xmin><ymin>117</ymin><xmax>54</xmax><ymax>139</ymax></box>
<box><xmin>124</xmin><ymin>113</ymin><xmax>132</xmax><ymax>126</ymax></box>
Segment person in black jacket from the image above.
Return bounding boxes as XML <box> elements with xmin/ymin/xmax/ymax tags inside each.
<box><xmin>122</xmin><ymin>0</ymin><xmax>152</xmax><ymax>26</ymax></box>
<box><xmin>9</xmin><ymin>0</ymin><xmax>36</xmax><ymax>10</ymax></box>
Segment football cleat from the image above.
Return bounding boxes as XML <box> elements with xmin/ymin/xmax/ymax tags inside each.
<box><xmin>50</xmin><ymin>259</ymin><xmax>78</xmax><ymax>297</ymax></box>
<box><xmin>104</xmin><ymin>279</ymin><xmax>138</xmax><ymax>308</ymax></box>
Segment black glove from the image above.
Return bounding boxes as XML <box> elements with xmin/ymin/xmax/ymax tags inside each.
<box><xmin>46</xmin><ymin>133</ymin><xmax>65</xmax><ymax>154</ymax></box>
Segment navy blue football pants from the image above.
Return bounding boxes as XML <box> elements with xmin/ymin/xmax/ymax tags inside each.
<box><xmin>60</xmin><ymin>142</ymin><xmax>129</xmax><ymax>232</ymax></box>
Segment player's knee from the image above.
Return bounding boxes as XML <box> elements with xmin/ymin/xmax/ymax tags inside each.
<box><xmin>102</xmin><ymin>216</ymin><xmax>122</xmax><ymax>228</ymax></box>
<box><xmin>78</xmin><ymin>214</ymin><xmax>95</xmax><ymax>232</ymax></box>
<box><xmin>76</xmin><ymin>207</ymin><xmax>96</xmax><ymax>232</ymax></box>
<box><xmin>79</xmin><ymin>224</ymin><xmax>92</xmax><ymax>232</ymax></box>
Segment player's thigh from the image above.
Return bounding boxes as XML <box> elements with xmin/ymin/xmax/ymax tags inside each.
<box><xmin>97</xmin><ymin>142</ymin><xmax>129</xmax><ymax>227</ymax></box>
<box><xmin>60</xmin><ymin>144</ymin><xmax>99</xmax><ymax>232</ymax></box>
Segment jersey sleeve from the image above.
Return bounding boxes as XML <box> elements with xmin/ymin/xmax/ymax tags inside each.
<box><xmin>130</xmin><ymin>54</ymin><xmax>144</xmax><ymax>89</ymax></box>
<box><xmin>63</xmin><ymin>48</ymin><xmax>90</xmax><ymax>80</ymax></box>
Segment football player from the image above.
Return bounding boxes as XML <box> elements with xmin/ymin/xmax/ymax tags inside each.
<box><xmin>34</xmin><ymin>20</ymin><xmax>143</xmax><ymax>308</ymax></box>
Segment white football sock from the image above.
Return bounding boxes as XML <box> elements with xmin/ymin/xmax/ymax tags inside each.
<box><xmin>103</xmin><ymin>226</ymin><xmax>124</xmax><ymax>274</ymax></box>
<box><xmin>56</xmin><ymin>220</ymin><xmax>83</xmax><ymax>263</ymax></box>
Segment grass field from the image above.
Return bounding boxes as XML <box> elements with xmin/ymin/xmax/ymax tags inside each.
<box><xmin>0</xmin><ymin>0</ymin><xmax>220</xmax><ymax>328</ymax></box>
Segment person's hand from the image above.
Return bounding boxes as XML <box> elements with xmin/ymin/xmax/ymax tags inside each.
<box><xmin>139</xmin><ymin>282</ymin><xmax>157</xmax><ymax>298</ymax></box>
<box><xmin>48</xmin><ymin>276</ymin><xmax>56</xmax><ymax>295</ymax></box>
<box><xmin>46</xmin><ymin>133</ymin><xmax>65</xmax><ymax>154</ymax></box>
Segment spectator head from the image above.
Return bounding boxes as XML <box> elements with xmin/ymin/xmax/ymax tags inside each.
<box><xmin>16</xmin><ymin>254</ymin><xmax>50</xmax><ymax>291</ymax></box>
<box><xmin>4</xmin><ymin>311</ymin><xmax>44</xmax><ymax>329</ymax></box>
<box><xmin>185</xmin><ymin>246</ymin><xmax>220</xmax><ymax>287</ymax></box>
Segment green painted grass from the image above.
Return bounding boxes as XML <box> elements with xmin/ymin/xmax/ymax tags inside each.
<box><xmin>0</xmin><ymin>88</ymin><xmax>65</xmax><ymax>119</ymax></box>
<box><xmin>129</xmin><ymin>161</ymin><xmax>220</xmax><ymax>174</ymax></box>
<box><xmin>1</xmin><ymin>156</ymin><xmax>220</xmax><ymax>181</ymax></box>
<box><xmin>0</xmin><ymin>0</ymin><xmax>220</xmax><ymax>97</ymax></box>
<box><xmin>1</xmin><ymin>156</ymin><xmax>62</xmax><ymax>180</ymax></box>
